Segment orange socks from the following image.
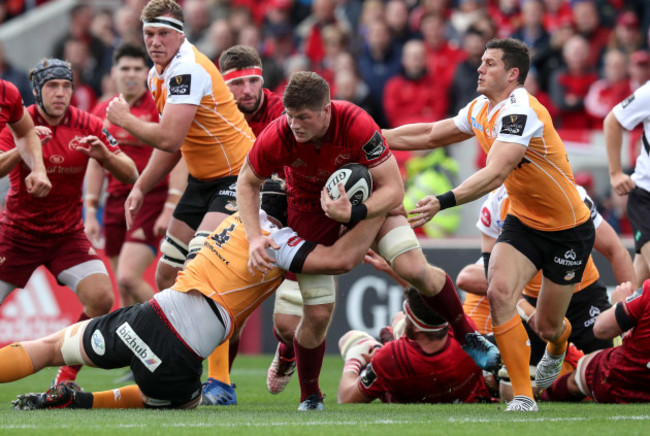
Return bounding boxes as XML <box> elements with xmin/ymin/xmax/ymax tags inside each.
<box><xmin>493</xmin><ymin>314</ymin><xmax>533</xmax><ymax>399</ymax></box>
<box><xmin>547</xmin><ymin>318</ymin><xmax>572</xmax><ymax>357</ymax></box>
<box><xmin>91</xmin><ymin>384</ymin><xmax>144</xmax><ymax>408</ymax></box>
<box><xmin>0</xmin><ymin>343</ymin><xmax>34</xmax><ymax>382</ymax></box>
<box><xmin>207</xmin><ymin>340</ymin><xmax>231</xmax><ymax>384</ymax></box>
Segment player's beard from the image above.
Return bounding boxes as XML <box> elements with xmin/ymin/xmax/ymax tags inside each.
<box><xmin>237</xmin><ymin>91</ymin><xmax>262</xmax><ymax>114</ymax></box>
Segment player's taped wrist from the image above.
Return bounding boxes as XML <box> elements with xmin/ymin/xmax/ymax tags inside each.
<box><xmin>436</xmin><ymin>191</ymin><xmax>456</xmax><ymax>210</ymax></box>
<box><xmin>348</xmin><ymin>204</ymin><xmax>368</xmax><ymax>224</ymax></box>
<box><xmin>343</xmin><ymin>359</ymin><xmax>362</xmax><ymax>374</ymax></box>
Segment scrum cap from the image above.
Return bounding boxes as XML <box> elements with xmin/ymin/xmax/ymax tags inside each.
<box><xmin>261</xmin><ymin>177</ymin><xmax>287</xmax><ymax>227</ymax></box>
<box><xmin>30</xmin><ymin>58</ymin><xmax>73</xmax><ymax>114</ymax></box>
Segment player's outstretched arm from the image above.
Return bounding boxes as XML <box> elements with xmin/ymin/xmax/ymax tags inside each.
<box><xmin>593</xmin><ymin>281</ymin><xmax>636</xmax><ymax>339</ymax></box>
<box><xmin>382</xmin><ymin>118</ymin><xmax>472</xmax><ymax>151</ymax></box>
<box><xmin>10</xmin><ymin>109</ymin><xmax>51</xmax><ymax>197</ymax></box>
<box><xmin>301</xmin><ymin>215</ymin><xmax>385</xmax><ymax>275</ymax></box>
<box><xmin>83</xmin><ymin>159</ymin><xmax>106</xmax><ymax>246</ymax></box>
<box><xmin>593</xmin><ymin>218</ymin><xmax>636</xmax><ymax>287</ymax></box>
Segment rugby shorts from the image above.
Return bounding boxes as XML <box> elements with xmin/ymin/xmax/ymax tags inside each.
<box><xmin>173</xmin><ymin>174</ymin><xmax>238</xmax><ymax>231</ymax></box>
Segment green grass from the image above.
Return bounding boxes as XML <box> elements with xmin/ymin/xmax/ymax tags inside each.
<box><xmin>0</xmin><ymin>355</ymin><xmax>648</xmax><ymax>435</ymax></box>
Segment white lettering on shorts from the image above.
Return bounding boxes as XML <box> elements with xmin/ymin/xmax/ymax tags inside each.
<box><xmin>116</xmin><ymin>322</ymin><xmax>162</xmax><ymax>372</ymax></box>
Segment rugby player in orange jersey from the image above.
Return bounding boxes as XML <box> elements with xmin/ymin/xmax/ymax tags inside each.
<box><xmin>383</xmin><ymin>38</ymin><xmax>595</xmax><ymax>411</ymax></box>
<box><xmin>3</xmin><ymin>180</ymin><xmax>386</xmax><ymax>410</ymax></box>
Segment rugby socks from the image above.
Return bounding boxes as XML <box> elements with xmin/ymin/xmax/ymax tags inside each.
<box><xmin>547</xmin><ymin>318</ymin><xmax>572</xmax><ymax>357</ymax></box>
<box><xmin>493</xmin><ymin>314</ymin><xmax>534</xmax><ymax>399</ymax></box>
<box><xmin>0</xmin><ymin>343</ymin><xmax>34</xmax><ymax>382</ymax></box>
<box><xmin>228</xmin><ymin>338</ymin><xmax>240</xmax><ymax>372</ymax></box>
<box><xmin>294</xmin><ymin>338</ymin><xmax>325</xmax><ymax>402</ymax></box>
<box><xmin>90</xmin><ymin>385</ymin><xmax>144</xmax><ymax>408</ymax></box>
<box><xmin>540</xmin><ymin>373</ymin><xmax>582</xmax><ymax>402</ymax></box>
<box><xmin>420</xmin><ymin>274</ymin><xmax>476</xmax><ymax>344</ymax></box>
<box><xmin>53</xmin><ymin>312</ymin><xmax>89</xmax><ymax>385</ymax></box>
<box><xmin>207</xmin><ymin>341</ymin><xmax>231</xmax><ymax>385</ymax></box>
<box><xmin>274</xmin><ymin>327</ymin><xmax>296</xmax><ymax>360</ymax></box>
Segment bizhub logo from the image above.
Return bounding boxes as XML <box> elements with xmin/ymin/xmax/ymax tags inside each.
<box><xmin>116</xmin><ymin>322</ymin><xmax>162</xmax><ymax>372</ymax></box>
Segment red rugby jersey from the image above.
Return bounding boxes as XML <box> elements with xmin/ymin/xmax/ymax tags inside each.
<box><xmin>0</xmin><ymin>105</ymin><xmax>122</xmax><ymax>237</ymax></box>
<box><xmin>0</xmin><ymin>80</ymin><xmax>25</xmax><ymax>132</ymax></box>
<box><xmin>92</xmin><ymin>92</ymin><xmax>165</xmax><ymax>196</ymax></box>
<box><xmin>358</xmin><ymin>334</ymin><xmax>494</xmax><ymax>403</ymax></box>
<box><xmin>247</xmin><ymin>100</ymin><xmax>391</xmax><ymax>213</ymax></box>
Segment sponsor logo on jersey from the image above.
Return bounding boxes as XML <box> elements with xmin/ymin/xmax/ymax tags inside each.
<box><xmin>470</xmin><ymin>116</ymin><xmax>483</xmax><ymax>132</ymax></box>
<box><xmin>363</xmin><ymin>131</ymin><xmax>386</xmax><ymax>160</ymax></box>
<box><xmin>210</xmin><ymin>223</ymin><xmax>236</xmax><ymax>247</ymax></box>
<box><xmin>360</xmin><ymin>363</ymin><xmax>378</xmax><ymax>388</ymax></box>
<box><xmin>91</xmin><ymin>329</ymin><xmax>106</xmax><ymax>356</ymax></box>
<box><xmin>500</xmin><ymin>114</ymin><xmax>527</xmax><ymax>136</ymax></box>
<box><xmin>218</xmin><ymin>189</ymin><xmax>236</xmax><ymax>197</ymax></box>
<box><xmin>116</xmin><ymin>322</ymin><xmax>162</xmax><ymax>372</ymax></box>
<box><xmin>621</xmin><ymin>93</ymin><xmax>635</xmax><ymax>108</ymax></box>
<box><xmin>68</xmin><ymin>135</ymin><xmax>84</xmax><ymax>151</ymax></box>
<box><xmin>229</xmin><ymin>183</ymin><xmax>237</xmax><ymax>190</ymax></box>
<box><xmin>49</xmin><ymin>154</ymin><xmax>65</xmax><ymax>164</ymax></box>
<box><xmin>287</xmin><ymin>236</ymin><xmax>304</xmax><ymax>247</ymax></box>
<box><xmin>290</xmin><ymin>158</ymin><xmax>306</xmax><ymax>168</ymax></box>
<box><xmin>555</xmin><ymin>249</ymin><xmax>582</xmax><ymax>270</ymax></box>
<box><xmin>334</xmin><ymin>153</ymin><xmax>351</xmax><ymax>167</ymax></box>
<box><xmin>169</xmin><ymin>74</ymin><xmax>191</xmax><ymax>95</ymax></box>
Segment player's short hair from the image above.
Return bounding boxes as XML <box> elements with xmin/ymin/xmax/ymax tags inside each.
<box><xmin>219</xmin><ymin>45</ymin><xmax>262</xmax><ymax>72</ymax></box>
<box><xmin>261</xmin><ymin>175</ymin><xmax>287</xmax><ymax>227</ymax></box>
<box><xmin>141</xmin><ymin>0</ymin><xmax>184</xmax><ymax>23</ymax></box>
<box><xmin>485</xmin><ymin>38</ymin><xmax>530</xmax><ymax>85</ymax></box>
<box><xmin>403</xmin><ymin>287</ymin><xmax>448</xmax><ymax>340</ymax></box>
<box><xmin>113</xmin><ymin>42</ymin><xmax>148</xmax><ymax>65</ymax></box>
<box><xmin>283</xmin><ymin>71</ymin><xmax>330</xmax><ymax>111</ymax></box>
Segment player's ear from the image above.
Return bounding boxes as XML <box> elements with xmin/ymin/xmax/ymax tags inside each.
<box><xmin>323</xmin><ymin>102</ymin><xmax>331</xmax><ymax>116</ymax></box>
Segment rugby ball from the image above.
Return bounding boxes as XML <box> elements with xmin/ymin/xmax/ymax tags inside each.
<box><xmin>325</xmin><ymin>163</ymin><xmax>373</xmax><ymax>205</ymax></box>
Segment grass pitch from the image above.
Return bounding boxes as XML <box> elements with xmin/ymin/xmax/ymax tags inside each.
<box><xmin>0</xmin><ymin>355</ymin><xmax>648</xmax><ymax>436</ymax></box>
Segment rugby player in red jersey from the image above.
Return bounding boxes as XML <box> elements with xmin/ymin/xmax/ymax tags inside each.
<box><xmin>87</xmin><ymin>43</ymin><xmax>183</xmax><ymax>309</ymax></box>
<box><xmin>338</xmin><ymin>288</ymin><xmax>494</xmax><ymax>404</ymax></box>
<box><xmin>543</xmin><ymin>281</ymin><xmax>650</xmax><ymax>403</ymax></box>
<box><xmin>0</xmin><ymin>59</ymin><xmax>137</xmax><ymax>387</ymax></box>
<box><xmin>237</xmin><ymin>71</ymin><xmax>499</xmax><ymax>411</ymax></box>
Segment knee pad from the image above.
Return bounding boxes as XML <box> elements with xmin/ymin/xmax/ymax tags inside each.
<box><xmin>378</xmin><ymin>225</ymin><xmax>421</xmax><ymax>266</ymax></box>
<box><xmin>296</xmin><ymin>273</ymin><xmax>335</xmax><ymax>306</ymax></box>
<box><xmin>160</xmin><ymin>233</ymin><xmax>189</xmax><ymax>268</ymax></box>
<box><xmin>273</xmin><ymin>279</ymin><xmax>304</xmax><ymax>316</ymax></box>
<box><xmin>57</xmin><ymin>260</ymin><xmax>108</xmax><ymax>292</ymax></box>
<box><xmin>60</xmin><ymin>320</ymin><xmax>92</xmax><ymax>365</ymax></box>
<box><xmin>186</xmin><ymin>231</ymin><xmax>210</xmax><ymax>261</ymax></box>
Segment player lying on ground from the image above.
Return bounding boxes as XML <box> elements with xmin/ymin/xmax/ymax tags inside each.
<box><xmin>2</xmin><ymin>180</ymin><xmax>385</xmax><ymax>409</ymax></box>
<box><xmin>338</xmin><ymin>287</ymin><xmax>496</xmax><ymax>404</ymax></box>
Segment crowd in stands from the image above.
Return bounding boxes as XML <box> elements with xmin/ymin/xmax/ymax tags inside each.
<box><xmin>1</xmin><ymin>0</ymin><xmax>648</xmax><ymax>236</ymax></box>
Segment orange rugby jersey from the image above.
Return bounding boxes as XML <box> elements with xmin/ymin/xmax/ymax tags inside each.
<box><xmin>454</xmin><ymin>88</ymin><xmax>590</xmax><ymax>231</ymax></box>
<box><xmin>476</xmin><ymin>185</ymin><xmax>601</xmax><ymax>300</ymax></box>
<box><xmin>172</xmin><ymin>212</ymin><xmax>284</xmax><ymax>338</ymax></box>
<box><xmin>148</xmin><ymin>40</ymin><xmax>254</xmax><ymax>180</ymax></box>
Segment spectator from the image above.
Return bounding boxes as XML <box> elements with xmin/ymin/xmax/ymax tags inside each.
<box><xmin>572</xmin><ymin>0</ymin><xmax>610</xmax><ymax>69</ymax></box>
<box><xmin>629</xmin><ymin>50</ymin><xmax>650</xmax><ymax>91</ymax></box>
<box><xmin>199</xmin><ymin>19</ymin><xmax>235</xmax><ymax>64</ymax></box>
<box><xmin>296</xmin><ymin>0</ymin><xmax>350</xmax><ymax>67</ymax></box>
<box><xmin>63</xmin><ymin>38</ymin><xmax>98</xmax><ymax>113</ymax></box>
<box><xmin>607</xmin><ymin>11</ymin><xmax>643</xmax><ymax>57</ymax></box>
<box><xmin>532</xmin><ymin>16</ymin><xmax>575</xmax><ymax>92</ymax></box>
<box><xmin>183</xmin><ymin>0</ymin><xmax>211</xmax><ymax>42</ymax></box>
<box><xmin>488</xmin><ymin>0</ymin><xmax>521</xmax><ymax>39</ymax></box>
<box><xmin>53</xmin><ymin>3</ymin><xmax>107</xmax><ymax>90</ymax></box>
<box><xmin>384</xmin><ymin>0</ymin><xmax>415</xmax><ymax>49</ymax></box>
<box><xmin>316</xmin><ymin>24</ymin><xmax>350</xmax><ymax>87</ymax></box>
<box><xmin>549</xmin><ymin>35</ymin><xmax>599</xmax><ymax>129</ymax></box>
<box><xmin>449</xmin><ymin>0</ymin><xmax>486</xmax><ymax>40</ymax></box>
<box><xmin>448</xmin><ymin>26</ymin><xmax>486</xmax><ymax>116</ymax></box>
<box><xmin>542</xmin><ymin>0</ymin><xmax>573</xmax><ymax>33</ymax></box>
<box><xmin>511</xmin><ymin>0</ymin><xmax>550</xmax><ymax>57</ymax></box>
<box><xmin>420</xmin><ymin>13</ymin><xmax>465</xmax><ymax>91</ymax></box>
<box><xmin>357</xmin><ymin>19</ymin><xmax>402</xmax><ymax>127</ymax></box>
<box><xmin>90</xmin><ymin>9</ymin><xmax>118</xmax><ymax>82</ymax></box>
<box><xmin>0</xmin><ymin>41</ymin><xmax>34</xmax><ymax>105</ymax></box>
<box><xmin>585</xmin><ymin>50</ymin><xmax>631</xmax><ymax>125</ymax></box>
<box><xmin>524</xmin><ymin>67</ymin><xmax>557</xmax><ymax>120</ymax></box>
<box><xmin>334</xmin><ymin>69</ymin><xmax>382</xmax><ymax>127</ymax></box>
<box><xmin>113</xmin><ymin>6</ymin><xmax>144</xmax><ymax>47</ymax></box>
<box><xmin>383</xmin><ymin>39</ymin><xmax>448</xmax><ymax>128</ymax></box>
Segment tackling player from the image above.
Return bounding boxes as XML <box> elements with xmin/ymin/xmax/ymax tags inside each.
<box><xmin>195</xmin><ymin>45</ymin><xmax>286</xmax><ymax>406</ymax></box>
<box><xmin>338</xmin><ymin>288</ymin><xmax>495</xmax><ymax>404</ymax></box>
<box><xmin>238</xmin><ymin>71</ymin><xmax>499</xmax><ymax>411</ymax></box>
<box><xmin>0</xmin><ymin>58</ymin><xmax>138</xmax><ymax>387</ymax></box>
<box><xmin>383</xmin><ymin>38</ymin><xmax>595</xmax><ymax>411</ymax></box>
<box><xmin>2</xmin><ymin>180</ymin><xmax>387</xmax><ymax>410</ymax></box>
